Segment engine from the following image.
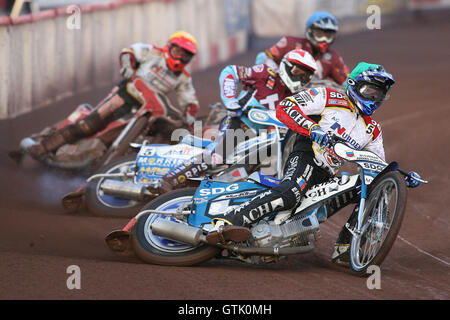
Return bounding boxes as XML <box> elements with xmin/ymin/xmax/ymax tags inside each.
<box><xmin>248</xmin><ymin>214</ymin><xmax>320</xmax><ymax>263</ymax></box>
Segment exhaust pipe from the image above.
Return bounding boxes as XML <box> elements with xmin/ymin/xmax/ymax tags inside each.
<box><xmin>150</xmin><ymin>219</ymin><xmax>315</xmax><ymax>256</ymax></box>
<box><xmin>101</xmin><ymin>179</ymin><xmax>153</xmax><ymax>200</ymax></box>
<box><xmin>150</xmin><ymin>218</ymin><xmax>205</xmax><ymax>246</ymax></box>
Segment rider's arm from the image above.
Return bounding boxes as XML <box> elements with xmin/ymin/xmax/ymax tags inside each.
<box><xmin>175</xmin><ymin>74</ymin><xmax>200</xmax><ymax>125</ymax></box>
<box><xmin>276</xmin><ymin>88</ymin><xmax>327</xmax><ymax>136</ymax></box>
<box><xmin>219</xmin><ymin>65</ymin><xmax>254</xmax><ymax>112</ymax></box>
<box><xmin>119</xmin><ymin>43</ymin><xmax>154</xmax><ymax>78</ymax></box>
<box><xmin>265</xmin><ymin>36</ymin><xmax>298</xmax><ymax>64</ymax></box>
<box><xmin>255</xmin><ymin>52</ymin><xmax>279</xmax><ymax>71</ymax></box>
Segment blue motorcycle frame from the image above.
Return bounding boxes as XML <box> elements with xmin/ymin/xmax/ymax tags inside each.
<box><xmin>83</xmin><ymin>105</ymin><xmax>289</xmax><ymax>216</ymax></box>
<box><xmin>108</xmin><ymin>136</ymin><xmax>427</xmax><ymax>273</ymax></box>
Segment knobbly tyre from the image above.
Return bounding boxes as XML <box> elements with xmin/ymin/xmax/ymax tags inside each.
<box><xmin>63</xmin><ymin>105</ymin><xmax>291</xmax><ymax>217</ymax></box>
<box><xmin>105</xmin><ymin>135</ymin><xmax>427</xmax><ymax>275</ymax></box>
<box><xmin>9</xmin><ymin>76</ymin><xmax>188</xmax><ymax>172</ymax></box>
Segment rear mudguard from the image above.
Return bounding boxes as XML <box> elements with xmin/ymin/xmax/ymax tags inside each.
<box><xmin>61</xmin><ymin>184</ymin><xmax>87</xmax><ymax>213</ymax></box>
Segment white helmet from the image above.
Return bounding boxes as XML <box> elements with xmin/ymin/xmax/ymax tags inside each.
<box><xmin>279</xmin><ymin>49</ymin><xmax>317</xmax><ymax>93</ymax></box>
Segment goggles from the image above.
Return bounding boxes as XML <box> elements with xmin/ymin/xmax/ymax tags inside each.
<box><xmin>311</xmin><ymin>28</ymin><xmax>336</xmax><ymax>44</ymax></box>
<box><xmin>288</xmin><ymin>64</ymin><xmax>315</xmax><ymax>84</ymax></box>
<box><xmin>357</xmin><ymin>82</ymin><xmax>388</xmax><ymax>102</ymax></box>
<box><xmin>169</xmin><ymin>44</ymin><xmax>194</xmax><ymax>64</ymax></box>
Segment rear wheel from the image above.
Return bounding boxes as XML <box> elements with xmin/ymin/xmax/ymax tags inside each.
<box><xmin>131</xmin><ymin>188</ymin><xmax>219</xmax><ymax>266</ymax></box>
<box><xmin>349</xmin><ymin>171</ymin><xmax>407</xmax><ymax>275</ymax></box>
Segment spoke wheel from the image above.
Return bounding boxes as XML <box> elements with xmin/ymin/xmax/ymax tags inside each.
<box><xmin>349</xmin><ymin>171</ymin><xmax>407</xmax><ymax>275</ymax></box>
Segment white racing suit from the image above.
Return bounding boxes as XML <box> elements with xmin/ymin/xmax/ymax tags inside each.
<box><xmin>223</xmin><ymin>87</ymin><xmax>386</xmax><ymax>229</ymax></box>
<box><xmin>29</xmin><ymin>43</ymin><xmax>199</xmax><ymax>159</ymax></box>
<box><xmin>120</xmin><ymin>43</ymin><xmax>199</xmax><ymax>123</ymax></box>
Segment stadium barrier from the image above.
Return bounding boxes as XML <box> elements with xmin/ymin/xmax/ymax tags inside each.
<box><xmin>0</xmin><ymin>0</ymin><xmax>249</xmax><ymax>119</ymax></box>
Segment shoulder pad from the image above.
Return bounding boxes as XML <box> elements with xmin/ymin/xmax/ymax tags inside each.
<box><xmin>150</xmin><ymin>45</ymin><xmax>164</xmax><ymax>57</ymax></box>
<box><xmin>362</xmin><ymin>115</ymin><xmax>382</xmax><ymax>141</ymax></box>
<box><xmin>326</xmin><ymin>88</ymin><xmax>351</xmax><ymax>108</ymax></box>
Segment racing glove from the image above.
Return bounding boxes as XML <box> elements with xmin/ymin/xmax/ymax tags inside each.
<box><xmin>405</xmin><ymin>171</ymin><xmax>421</xmax><ymax>188</ymax></box>
<box><xmin>309</xmin><ymin>124</ymin><xmax>330</xmax><ymax>146</ymax></box>
<box><xmin>226</xmin><ymin>101</ymin><xmax>243</xmax><ymax>118</ymax></box>
<box><xmin>183</xmin><ymin>103</ymin><xmax>199</xmax><ymax>126</ymax></box>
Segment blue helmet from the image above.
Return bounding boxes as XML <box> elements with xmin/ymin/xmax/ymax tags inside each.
<box><xmin>345</xmin><ymin>62</ymin><xmax>395</xmax><ymax>116</ymax></box>
<box><xmin>305</xmin><ymin>12</ymin><xmax>339</xmax><ymax>53</ymax></box>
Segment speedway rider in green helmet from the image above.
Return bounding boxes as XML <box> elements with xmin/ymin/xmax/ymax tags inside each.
<box><xmin>204</xmin><ymin>62</ymin><xmax>422</xmax><ymax>266</ymax></box>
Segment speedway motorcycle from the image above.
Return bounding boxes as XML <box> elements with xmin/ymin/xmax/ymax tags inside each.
<box><xmin>9</xmin><ymin>76</ymin><xmax>188</xmax><ymax>171</ymax></box>
<box><xmin>105</xmin><ymin>135</ymin><xmax>427</xmax><ymax>275</ymax></box>
<box><xmin>64</xmin><ymin>105</ymin><xmax>291</xmax><ymax>218</ymax></box>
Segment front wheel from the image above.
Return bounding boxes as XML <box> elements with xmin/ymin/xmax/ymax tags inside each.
<box><xmin>131</xmin><ymin>188</ymin><xmax>220</xmax><ymax>266</ymax></box>
<box><xmin>349</xmin><ymin>171</ymin><xmax>407</xmax><ymax>275</ymax></box>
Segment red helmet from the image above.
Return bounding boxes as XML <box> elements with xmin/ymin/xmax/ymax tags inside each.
<box><xmin>164</xmin><ymin>31</ymin><xmax>197</xmax><ymax>72</ymax></box>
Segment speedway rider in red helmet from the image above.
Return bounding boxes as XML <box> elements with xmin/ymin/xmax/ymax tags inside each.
<box><xmin>27</xmin><ymin>31</ymin><xmax>200</xmax><ymax>160</ymax></box>
<box><xmin>256</xmin><ymin>11</ymin><xmax>349</xmax><ymax>88</ymax></box>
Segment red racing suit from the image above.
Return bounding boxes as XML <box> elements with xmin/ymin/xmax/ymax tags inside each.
<box><xmin>220</xmin><ymin>63</ymin><xmax>292</xmax><ymax>111</ymax></box>
<box><xmin>263</xmin><ymin>36</ymin><xmax>349</xmax><ymax>85</ymax></box>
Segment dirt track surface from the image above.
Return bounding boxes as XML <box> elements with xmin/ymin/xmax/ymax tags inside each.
<box><xmin>0</xmin><ymin>11</ymin><xmax>449</xmax><ymax>300</ymax></box>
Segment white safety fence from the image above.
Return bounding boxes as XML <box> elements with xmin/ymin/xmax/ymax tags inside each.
<box><xmin>1</xmin><ymin>0</ymin><xmax>448</xmax><ymax>119</ymax></box>
<box><xmin>0</xmin><ymin>0</ymin><xmax>249</xmax><ymax>119</ymax></box>
<box><xmin>251</xmin><ymin>0</ymin><xmax>414</xmax><ymax>38</ymax></box>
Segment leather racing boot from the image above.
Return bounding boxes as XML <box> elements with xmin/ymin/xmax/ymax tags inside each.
<box><xmin>331</xmin><ymin>206</ymin><xmax>358</xmax><ymax>267</ymax></box>
<box><xmin>27</xmin><ymin>93</ymin><xmax>127</xmax><ymax>161</ymax></box>
<box><xmin>27</xmin><ymin>126</ymin><xmax>77</xmax><ymax>161</ymax></box>
<box><xmin>205</xmin><ymin>218</ymin><xmax>252</xmax><ymax>245</ymax></box>
<box><xmin>331</xmin><ymin>243</ymin><xmax>351</xmax><ymax>267</ymax></box>
<box><xmin>149</xmin><ymin>157</ymin><xmax>211</xmax><ymax>195</ymax></box>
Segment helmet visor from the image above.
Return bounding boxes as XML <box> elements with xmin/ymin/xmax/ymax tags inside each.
<box><xmin>311</xmin><ymin>28</ymin><xmax>336</xmax><ymax>44</ymax></box>
<box><xmin>169</xmin><ymin>45</ymin><xmax>194</xmax><ymax>64</ymax></box>
<box><xmin>288</xmin><ymin>64</ymin><xmax>315</xmax><ymax>84</ymax></box>
<box><xmin>357</xmin><ymin>82</ymin><xmax>388</xmax><ymax>102</ymax></box>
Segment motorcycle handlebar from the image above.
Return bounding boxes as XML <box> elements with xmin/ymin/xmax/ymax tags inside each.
<box><xmin>327</xmin><ymin>133</ymin><xmax>429</xmax><ymax>184</ymax></box>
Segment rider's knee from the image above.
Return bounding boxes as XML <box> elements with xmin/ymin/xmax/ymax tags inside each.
<box><xmin>271</xmin><ymin>181</ymin><xmax>304</xmax><ymax>211</ymax></box>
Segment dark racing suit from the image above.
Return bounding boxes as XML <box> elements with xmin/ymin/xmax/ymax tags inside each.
<box><xmin>160</xmin><ymin>63</ymin><xmax>293</xmax><ymax>190</ymax></box>
<box><xmin>222</xmin><ymin>87</ymin><xmax>385</xmax><ymax>230</ymax></box>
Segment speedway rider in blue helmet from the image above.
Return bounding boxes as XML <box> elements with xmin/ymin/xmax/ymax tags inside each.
<box><xmin>204</xmin><ymin>62</ymin><xmax>423</xmax><ymax>267</ymax></box>
<box><xmin>255</xmin><ymin>11</ymin><xmax>349</xmax><ymax>87</ymax></box>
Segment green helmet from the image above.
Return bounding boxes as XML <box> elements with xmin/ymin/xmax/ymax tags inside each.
<box><xmin>345</xmin><ymin>62</ymin><xmax>395</xmax><ymax>116</ymax></box>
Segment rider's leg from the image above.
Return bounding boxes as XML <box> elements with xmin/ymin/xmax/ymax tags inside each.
<box><xmin>225</xmin><ymin>150</ymin><xmax>330</xmax><ymax>227</ymax></box>
<box><xmin>157</xmin><ymin>116</ymin><xmax>245</xmax><ymax>193</ymax></box>
<box><xmin>332</xmin><ymin>205</ymin><xmax>359</xmax><ymax>266</ymax></box>
<box><xmin>205</xmin><ymin>149</ymin><xmax>331</xmax><ymax>244</ymax></box>
<box><xmin>27</xmin><ymin>81</ymin><xmax>139</xmax><ymax>160</ymax></box>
